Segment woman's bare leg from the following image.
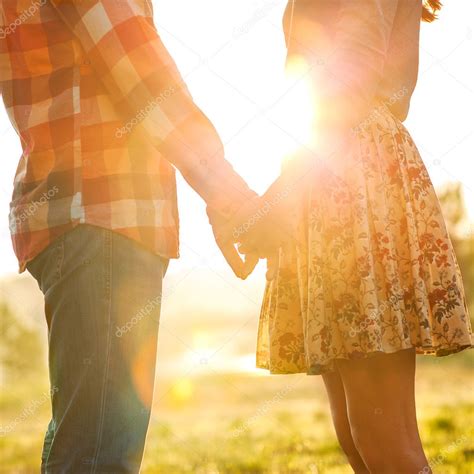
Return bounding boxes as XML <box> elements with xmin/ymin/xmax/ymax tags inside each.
<box><xmin>322</xmin><ymin>369</ymin><xmax>370</xmax><ymax>473</ymax></box>
<box><xmin>335</xmin><ymin>348</ymin><xmax>431</xmax><ymax>473</ymax></box>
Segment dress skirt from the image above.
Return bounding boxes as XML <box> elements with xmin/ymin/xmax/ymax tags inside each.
<box><xmin>256</xmin><ymin>103</ymin><xmax>473</xmax><ymax>375</ymax></box>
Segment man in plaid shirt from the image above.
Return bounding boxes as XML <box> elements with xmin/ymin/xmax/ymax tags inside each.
<box><xmin>1</xmin><ymin>0</ymin><xmax>261</xmax><ymax>471</ymax></box>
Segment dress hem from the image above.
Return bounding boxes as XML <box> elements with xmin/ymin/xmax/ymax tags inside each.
<box><xmin>256</xmin><ymin>342</ymin><xmax>473</xmax><ymax>376</ymax></box>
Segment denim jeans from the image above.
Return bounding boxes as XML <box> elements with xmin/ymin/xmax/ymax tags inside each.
<box><xmin>27</xmin><ymin>224</ymin><xmax>168</xmax><ymax>473</ymax></box>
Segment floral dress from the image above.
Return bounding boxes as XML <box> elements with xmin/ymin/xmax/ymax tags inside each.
<box><xmin>256</xmin><ymin>104</ymin><xmax>473</xmax><ymax>375</ymax></box>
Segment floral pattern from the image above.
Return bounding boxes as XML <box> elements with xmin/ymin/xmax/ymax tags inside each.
<box><xmin>257</xmin><ymin>104</ymin><xmax>472</xmax><ymax>375</ymax></box>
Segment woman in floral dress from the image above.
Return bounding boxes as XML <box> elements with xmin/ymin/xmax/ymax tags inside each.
<box><xmin>240</xmin><ymin>0</ymin><xmax>473</xmax><ymax>472</ymax></box>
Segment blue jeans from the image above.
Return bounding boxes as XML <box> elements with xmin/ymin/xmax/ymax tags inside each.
<box><xmin>27</xmin><ymin>224</ymin><xmax>168</xmax><ymax>473</ymax></box>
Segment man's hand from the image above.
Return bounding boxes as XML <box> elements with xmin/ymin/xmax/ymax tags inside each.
<box><xmin>208</xmin><ymin>196</ymin><xmax>262</xmax><ymax>279</ymax></box>
<box><xmin>238</xmin><ymin>225</ymin><xmax>283</xmax><ymax>282</ymax></box>
<box><xmin>236</xmin><ymin>193</ymin><xmax>296</xmax><ymax>281</ymax></box>
<box><xmin>239</xmin><ymin>248</ymin><xmax>280</xmax><ymax>282</ymax></box>
<box><xmin>211</xmin><ymin>223</ymin><xmax>260</xmax><ymax>279</ymax></box>
<box><xmin>209</xmin><ymin>187</ymin><xmax>296</xmax><ymax>280</ymax></box>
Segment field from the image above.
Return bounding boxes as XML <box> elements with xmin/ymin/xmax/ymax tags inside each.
<box><xmin>1</xmin><ymin>352</ymin><xmax>473</xmax><ymax>473</ymax></box>
<box><xmin>1</xmin><ymin>180</ymin><xmax>473</xmax><ymax>473</ymax></box>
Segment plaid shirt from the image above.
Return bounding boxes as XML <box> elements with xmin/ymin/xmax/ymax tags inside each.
<box><xmin>1</xmin><ymin>0</ymin><xmax>252</xmax><ymax>273</ymax></box>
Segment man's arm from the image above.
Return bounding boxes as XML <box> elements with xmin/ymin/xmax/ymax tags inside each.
<box><xmin>49</xmin><ymin>0</ymin><xmax>254</xmax><ymax>219</ymax></box>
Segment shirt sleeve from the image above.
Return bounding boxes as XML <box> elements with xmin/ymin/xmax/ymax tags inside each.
<box><xmin>49</xmin><ymin>0</ymin><xmax>254</xmax><ymax>219</ymax></box>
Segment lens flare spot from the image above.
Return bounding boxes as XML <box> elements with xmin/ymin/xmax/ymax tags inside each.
<box><xmin>170</xmin><ymin>378</ymin><xmax>194</xmax><ymax>405</ymax></box>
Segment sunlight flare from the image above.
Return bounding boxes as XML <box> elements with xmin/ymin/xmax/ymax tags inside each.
<box><xmin>270</xmin><ymin>55</ymin><xmax>317</xmax><ymax>158</ymax></box>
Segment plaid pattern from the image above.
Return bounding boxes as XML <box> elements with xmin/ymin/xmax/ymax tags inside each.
<box><xmin>1</xmin><ymin>0</ymin><xmax>252</xmax><ymax>272</ymax></box>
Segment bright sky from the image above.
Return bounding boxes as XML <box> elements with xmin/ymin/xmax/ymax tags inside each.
<box><xmin>0</xmin><ymin>0</ymin><xmax>473</xmax><ymax>279</ymax></box>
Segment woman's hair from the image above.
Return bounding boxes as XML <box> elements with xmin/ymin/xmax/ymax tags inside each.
<box><xmin>422</xmin><ymin>0</ymin><xmax>442</xmax><ymax>22</ymax></box>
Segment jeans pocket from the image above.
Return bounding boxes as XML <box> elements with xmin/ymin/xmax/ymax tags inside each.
<box><xmin>27</xmin><ymin>234</ymin><xmax>65</xmax><ymax>293</ymax></box>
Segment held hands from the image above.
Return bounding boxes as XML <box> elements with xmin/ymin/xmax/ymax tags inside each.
<box><xmin>209</xmin><ymin>193</ymin><xmax>294</xmax><ymax>281</ymax></box>
<box><xmin>208</xmin><ymin>196</ymin><xmax>261</xmax><ymax>280</ymax></box>
<box><xmin>208</xmin><ymin>149</ymin><xmax>311</xmax><ymax>280</ymax></box>
<box><xmin>237</xmin><ymin>193</ymin><xmax>294</xmax><ymax>281</ymax></box>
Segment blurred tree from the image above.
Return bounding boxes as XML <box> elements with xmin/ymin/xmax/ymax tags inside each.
<box><xmin>438</xmin><ymin>183</ymin><xmax>474</xmax><ymax>318</ymax></box>
<box><xmin>0</xmin><ymin>302</ymin><xmax>43</xmax><ymax>382</ymax></box>
<box><xmin>438</xmin><ymin>183</ymin><xmax>468</xmax><ymax>234</ymax></box>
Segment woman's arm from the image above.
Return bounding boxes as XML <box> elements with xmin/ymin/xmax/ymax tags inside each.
<box><xmin>245</xmin><ymin>0</ymin><xmax>401</xmax><ymax>252</ymax></box>
<box><xmin>314</xmin><ymin>0</ymin><xmax>399</xmax><ymax>130</ymax></box>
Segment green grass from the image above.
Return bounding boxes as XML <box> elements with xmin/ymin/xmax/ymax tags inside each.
<box><xmin>1</xmin><ymin>353</ymin><xmax>473</xmax><ymax>473</ymax></box>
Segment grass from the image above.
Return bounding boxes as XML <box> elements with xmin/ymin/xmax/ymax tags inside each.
<box><xmin>1</xmin><ymin>352</ymin><xmax>473</xmax><ymax>473</ymax></box>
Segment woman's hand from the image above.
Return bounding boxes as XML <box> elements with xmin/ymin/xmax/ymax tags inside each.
<box><xmin>240</xmin><ymin>248</ymin><xmax>280</xmax><ymax>282</ymax></box>
<box><xmin>208</xmin><ymin>181</ymin><xmax>296</xmax><ymax>280</ymax></box>
<box><xmin>237</xmin><ymin>194</ymin><xmax>295</xmax><ymax>281</ymax></box>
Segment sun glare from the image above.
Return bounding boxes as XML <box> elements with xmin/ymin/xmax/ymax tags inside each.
<box><xmin>269</xmin><ymin>55</ymin><xmax>317</xmax><ymax>158</ymax></box>
<box><xmin>181</xmin><ymin>330</ymin><xmax>218</xmax><ymax>369</ymax></box>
